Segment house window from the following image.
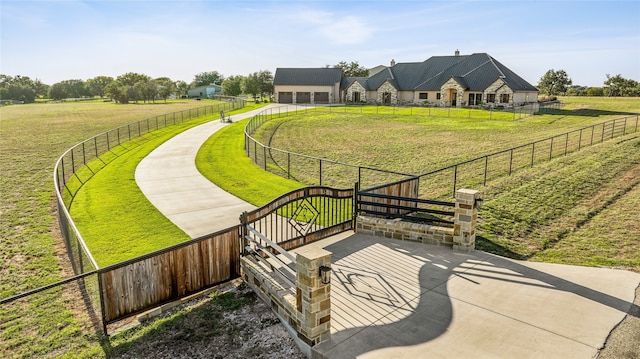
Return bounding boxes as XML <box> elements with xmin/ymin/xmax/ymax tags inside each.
<box><xmin>468</xmin><ymin>93</ymin><xmax>482</xmax><ymax>105</ymax></box>
<box><xmin>500</xmin><ymin>94</ymin><xmax>510</xmax><ymax>103</ymax></box>
<box><xmin>419</xmin><ymin>93</ymin><xmax>428</xmax><ymax>99</ymax></box>
<box><xmin>486</xmin><ymin>94</ymin><xmax>495</xmax><ymax>103</ymax></box>
<box><xmin>436</xmin><ymin>93</ymin><xmax>441</xmax><ymax>100</ymax></box>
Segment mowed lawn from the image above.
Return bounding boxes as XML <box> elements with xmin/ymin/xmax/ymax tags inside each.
<box><xmin>1</xmin><ymin>96</ymin><xmax>639</xmax><ymax>358</ymax></box>
<box><xmin>0</xmin><ymin>99</ymin><xmax>233</xmax><ymax>358</ymax></box>
<box><xmin>255</xmin><ymin>98</ymin><xmax>639</xmax><ymax>182</ymax></box>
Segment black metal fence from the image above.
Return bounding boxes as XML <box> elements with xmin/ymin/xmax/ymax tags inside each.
<box><xmin>0</xmin><ymin>97</ymin><xmax>247</xmax><ymax>337</ymax></box>
<box><xmin>54</xmin><ymin>96</ymin><xmax>246</xmax><ymax>275</ymax></box>
<box><xmin>245</xmin><ymin>103</ymin><xmax>639</xmax><ymax>200</ymax></box>
<box><xmin>415</xmin><ymin>114</ymin><xmax>640</xmax><ymax>199</ymax></box>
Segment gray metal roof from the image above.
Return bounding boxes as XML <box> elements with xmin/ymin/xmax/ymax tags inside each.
<box><xmin>342</xmin><ymin>53</ymin><xmax>537</xmax><ymax>92</ymax></box>
<box><xmin>273</xmin><ymin>68</ymin><xmax>343</xmax><ymax>86</ymax></box>
<box><xmin>276</xmin><ymin>53</ymin><xmax>538</xmax><ymax>93</ymax></box>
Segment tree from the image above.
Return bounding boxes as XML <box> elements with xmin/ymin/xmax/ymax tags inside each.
<box><xmin>537</xmin><ymin>69</ymin><xmax>572</xmax><ymax>96</ymax></box>
<box><xmin>257</xmin><ymin>70</ymin><xmax>274</xmax><ymax>99</ymax></box>
<box><xmin>331</xmin><ymin>61</ymin><xmax>368</xmax><ymax>77</ymax></box>
<box><xmin>109</xmin><ymin>72</ymin><xmax>151</xmax><ymax>103</ymax></box>
<box><xmin>192</xmin><ymin>71</ymin><xmax>225</xmax><ymax>88</ymax></box>
<box><xmin>0</xmin><ymin>75</ymin><xmax>37</xmax><ymax>102</ymax></box>
<box><xmin>243</xmin><ymin>72</ymin><xmax>261</xmax><ymax>100</ymax></box>
<box><xmin>603</xmin><ymin>74</ymin><xmax>639</xmax><ymax>97</ymax></box>
<box><xmin>175</xmin><ymin>80</ymin><xmax>189</xmax><ymax>98</ymax></box>
<box><xmin>155</xmin><ymin>78</ymin><xmax>176</xmax><ymax>102</ymax></box>
<box><xmin>87</xmin><ymin>76</ymin><xmax>114</xmax><ymax>98</ymax></box>
<box><xmin>222</xmin><ymin>75</ymin><xmax>244</xmax><ymax>96</ymax></box>
<box><xmin>586</xmin><ymin>87</ymin><xmax>604</xmax><ymax>97</ymax></box>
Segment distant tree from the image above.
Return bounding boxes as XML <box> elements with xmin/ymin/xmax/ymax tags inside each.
<box><xmin>604</xmin><ymin>74</ymin><xmax>639</xmax><ymax>97</ymax></box>
<box><xmin>175</xmin><ymin>80</ymin><xmax>189</xmax><ymax>98</ymax></box>
<box><xmin>105</xmin><ymin>82</ymin><xmax>126</xmax><ymax>103</ymax></box>
<box><xmin>586</xmin><ymin>87</ymin><xmax>604</xmax><ymax>96</ymax></box>
<box><xmin>48</xmin><ymin>82</ymin><xmax>68</xmax><ymax>100</ymax></box>
<box><xmin>1</xmin><ymin>84</ymin><xmax>36</xmax><ymax>103</ymax></box>
<box><xmin>222</xmin><ymin>75</ymin><xmax>244</xmax><ymax>96</ymax></box>
<box><xmin>135</xmin><ymin>79</ymin><xmax>158</xmax><ymax>103</ymax></box>
<box><xmin>244</xmin><ymin>72</ymin><xmax>261</xmax><ymax>100</ymax></box>
<box><xmin>537</xmin><ymin>69</ymin><xmax>572</xmax><ymax>96</ymax></box>
<box><xmin>87</xmin><ymin>76</ymin><xmax>114</xmax><ymax>98</ymax></box>
<box><xmin>0</xmin><ymin>75</ymin><xmax>37</xmax><ymax>102</ymax></box>
<box><xmin>155</xmin><ymin>78</ymin><xmax>176</xmax><ymax>102</ymax></box>
<box><xmin>257</xmin><ymin>70</ymin><xmax>274</xmax><ymax>99</ymax></box>
<box><xmin>331</xmin><ymin>61</ymin><xmax>369</xmax><ymax>77</ymax></box>
<box><xmin>109</xmin><ymin>72</ymin><xmax>151</xmax><ymax>103</ymax></box>
<box><xmin>192</xmin><ymin>71</ymin><xmax>225</xmax><ymax>88</ymax></box>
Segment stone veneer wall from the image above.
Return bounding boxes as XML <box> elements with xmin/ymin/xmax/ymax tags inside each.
<box><xmin>356</xmin><ymin>189</ymin><xmax>481</xmax><ymax>252</ymax></box>
<box><xmin>346</xmin><ymin>82</ymin><xmax>366</xmax><ymax>102</ymax></box>
<box><xmin>484</xmin><ymin>79</ymin><xmax>514</xmax><ymax>105</ymax></box>
<box><xmin>356</xmin><ymin>216</ymin><xmax>455</xmax><ymax>246</ymax></box>
<box><xmin>376</xmin><ymin>81</ymin><xmax>398</xmax><ymax>104</ymax></box>
<box><xmin>241</xmin><ymin>246</ymin><xmax>332</xmax><ymax>350</ymax></box>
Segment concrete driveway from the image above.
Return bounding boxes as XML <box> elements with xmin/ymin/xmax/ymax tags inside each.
<box><xmin>302</xmin><ymin>233</ymin><xmax>640</xmax><ymax>359</ymax></box>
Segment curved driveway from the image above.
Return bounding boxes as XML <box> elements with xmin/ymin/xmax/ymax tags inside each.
<box><xmin>135</xmin><ymin>103</ymin><xmax>304</xmax><ymax>238</ymax></box>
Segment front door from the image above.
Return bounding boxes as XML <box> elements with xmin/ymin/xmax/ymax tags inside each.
<box><xmin>450</xmin><ymin>90</ymin><xmax>457</xmax><ymax>107</ymax></box>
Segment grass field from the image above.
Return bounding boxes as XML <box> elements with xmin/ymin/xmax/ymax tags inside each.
<box><xmin>1</xmin><ymin>96</ymin><xmax>639</xmax><ymax>357</ymax></box>
<box><xmin>0</xmin><ymin>99</ymin><xmax>244</xmax><ymax>358</ymax></box>
<box><xmin>253</xmin><ymin>98</ymin><xmax>640</xmax><ymax>187</ymax></box>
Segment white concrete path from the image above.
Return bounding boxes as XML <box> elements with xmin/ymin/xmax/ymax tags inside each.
<box><xmin>135</xmin><ymin>104</ymin><xmax>304</xmax><ymax>238</ymax></box>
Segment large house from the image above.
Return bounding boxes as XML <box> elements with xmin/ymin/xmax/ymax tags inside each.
<box><xmin>273</xmin><ymin>51</ymin><xmax>538</xmax><ymax>107</ymax></box>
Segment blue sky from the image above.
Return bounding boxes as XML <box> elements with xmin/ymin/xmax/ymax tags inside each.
<box><xmin>1</xmin><ymin>0</ymin><xmax>638</xmax><ymax>87</ymax></box>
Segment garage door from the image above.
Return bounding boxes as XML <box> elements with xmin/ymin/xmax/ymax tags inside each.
<box><xmin>296</xmin><ymin>92</ymin><xmax>311</xmax><ymax>103</ymax></box>
<box><xmin>279</xmin><ymin>92</ymin><xmax>293</xmax><ymax>103</ymax></box>
<box><xmin>314</xmin><ymin>92</ymin><xmax>329</xmax><ymax>103</ymax></box>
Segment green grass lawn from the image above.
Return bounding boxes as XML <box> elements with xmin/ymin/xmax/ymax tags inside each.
<box><xmin>251</xmin><ymin>99</ymin><xmax>640</xmax><ymax>188</ymax></box>
<box><xmin>0</xmin><ymin>99</ymin><xmax>244</xmax><ymax>358</ymax></box>
<box><xmin>2</xmin><ymin>97</ymin><xmax>639</xmax><ymax>358</ymax></box>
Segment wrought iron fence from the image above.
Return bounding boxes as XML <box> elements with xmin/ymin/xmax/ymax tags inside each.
<box><xmin>3</xmin><ymin>97</ymin><xmax>248</xmax><ymax>336</ymax></box>
<box><xmin>415</xmin><ymin>114</ymin><xmax>640</xmax><ymax>199</ymax></box>
<box><xmin>245</xmin><ymin>103</ymin><xmax>639</xmax><ymax>200</ymax></box>
<box><xmin>54</xmin><ymin>96</ymin><xmax>246</xmax><ymax>275</ymax></box>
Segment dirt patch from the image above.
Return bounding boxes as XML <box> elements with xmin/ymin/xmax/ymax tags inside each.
<box><xmin>108</xmin><ymin>281</ymin><xmax>306</xmax><ymax>359</ymax></box>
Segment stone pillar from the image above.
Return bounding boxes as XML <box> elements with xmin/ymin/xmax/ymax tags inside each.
<box><xmin>453</xmin><ymin>189</ymin><xmax>482</xmax><ymax>252</ymax></box>
<box><xmin>295</xmin><ymin>247</ymin><xmax>332</xmax><ymax>346</ymax></box>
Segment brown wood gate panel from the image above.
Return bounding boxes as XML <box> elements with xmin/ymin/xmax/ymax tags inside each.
<box><xmin>100</xmin><ymin>227</ymin><xmax>241</xmax><ymax>324</ymax></box>
<box><xmin>314</xmin><ymin>92</ymin><xmax>329</xmax><ymax>103</ymax></box>
<box><xmin>279</xmin><ymin>92</ymin><xmax>293</xmax><ymax>103</ymax></box>
<box><xmin>296</xmin><ymin>92</ymin><xmax>311</xmax><ymax>103</ymax></box>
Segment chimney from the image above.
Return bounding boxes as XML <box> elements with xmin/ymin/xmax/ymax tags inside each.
<box><xmin>390</xmin><ymin>59</ymin><xmax>396</xmax><ymax>67</ymax></box>
<box><xmin>455</xmin><ymin>49</ymin><xmax>460</xmax><ymax>56</ymax></box>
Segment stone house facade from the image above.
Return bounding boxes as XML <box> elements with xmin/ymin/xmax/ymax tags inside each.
<box><xmin>274</xmin><ymin>52</ymin><xmax>538</xmax><ymax>107</ymax></box>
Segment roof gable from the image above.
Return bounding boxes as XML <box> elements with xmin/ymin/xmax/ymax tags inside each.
<box><xmin>274</xmin><ymin>68</ymin><xmax>342</xmax><ymax>86</ymax></box>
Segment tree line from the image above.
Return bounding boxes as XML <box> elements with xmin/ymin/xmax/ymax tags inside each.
<box><xmin>537</xmin><ymin>70</ymin><xmax>639</xmax><ymax>97</ymax></box>
<box><xmin>0</xmin><ymin>70</ymin><xmax>275</xmax><ymax>104</ymax></box>
<box><xmin>0</xmin><ymin>61</ymin><xmax>367</xmax><ymax>104</ymax></box>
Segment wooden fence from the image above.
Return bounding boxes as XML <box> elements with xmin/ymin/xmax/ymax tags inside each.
<box><xmin>99</xmin><ymin>226</ymin><xmax>241</xmax><ymax>327</ymax></box>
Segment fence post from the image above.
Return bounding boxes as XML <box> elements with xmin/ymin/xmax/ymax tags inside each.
<box><xmin>483</xmin><ymin>156</ymin><xmax>488</xmax><ymax>186</ymax></box>
<box><xmin>453</xmin><ymin>189</ymin><xmax>481</xmax><ymax>252</ymax></box>
<box><xmin>295</xmin><ymin>247</ymin><xmax>332</xmax><ymax>346</ymax></box>
<box><xmin>452</xmin><ymin>165</ymin><xmax>458</xmax><ymax>197</ymax></box>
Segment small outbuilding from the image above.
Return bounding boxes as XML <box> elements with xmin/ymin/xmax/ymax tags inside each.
<box><xmin>188</xmin><ymin>84</ymin><xmax>222</xmax><ymax>99</ymax></box>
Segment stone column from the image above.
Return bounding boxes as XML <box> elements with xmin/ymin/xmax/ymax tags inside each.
<box><xmin>295</xmin><ymin>247</ymin><xmax>332</xmax><ymax>346</ymax></box>
<box><xmin>453</xmin><ymin>189</ymin><xmax>482</xmax><ymax>252</ymax></box>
